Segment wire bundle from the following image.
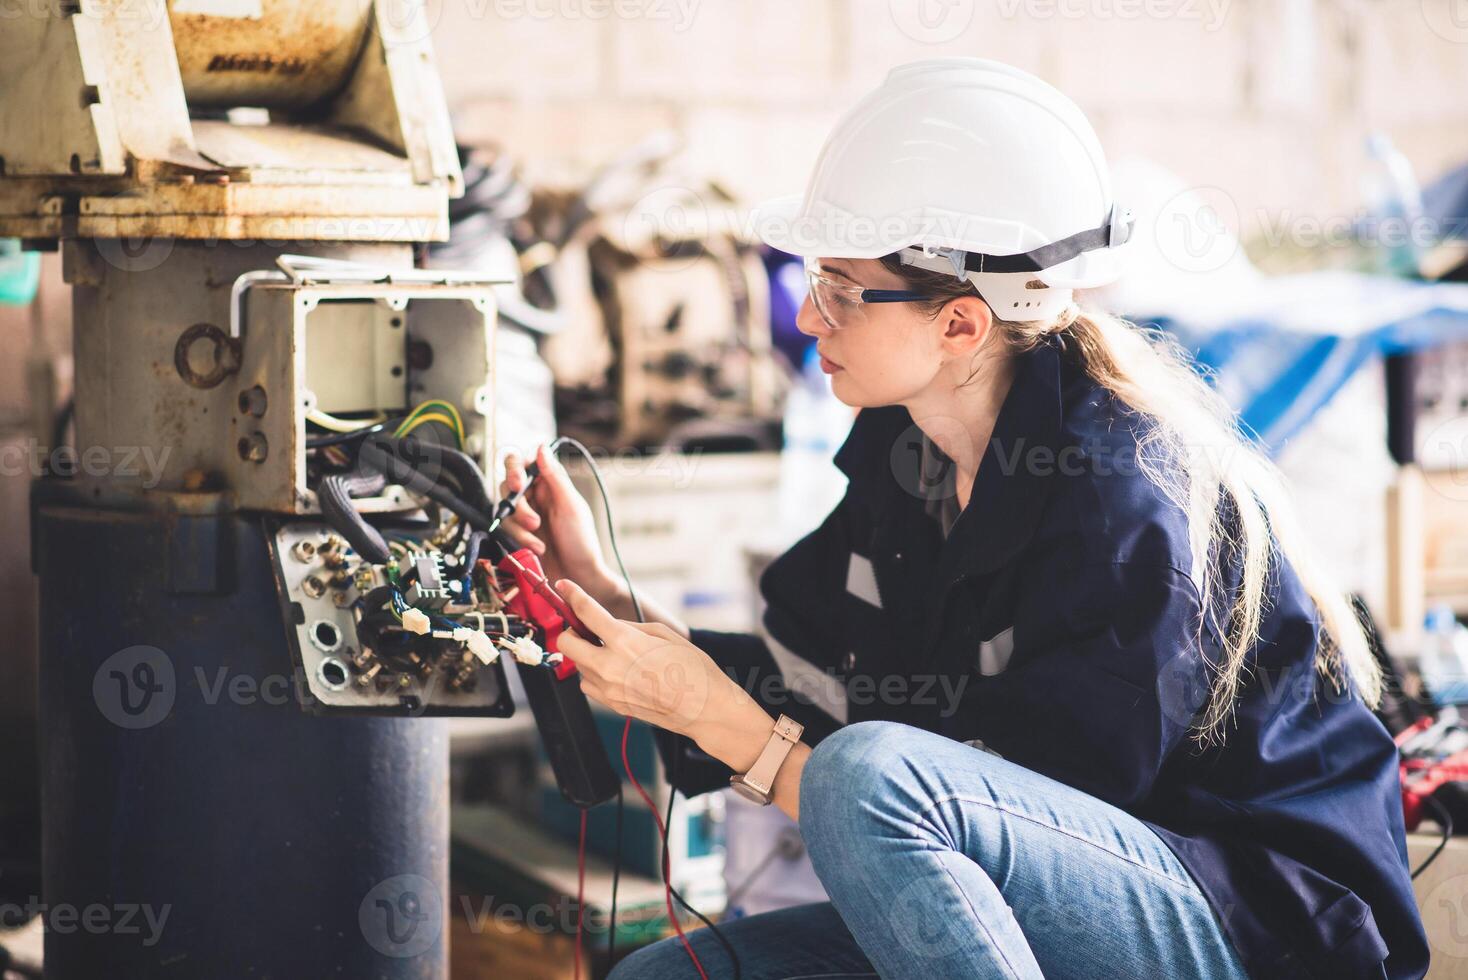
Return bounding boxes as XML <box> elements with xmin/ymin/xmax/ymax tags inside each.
<box><xmin>306</xmin><ymin>404</ymin><xmax>739</xmax><ymax>978</ymax></box>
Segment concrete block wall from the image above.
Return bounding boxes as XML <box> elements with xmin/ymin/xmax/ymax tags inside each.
<box><xmin>430</xmin><ymin>0</ymin><xmax>1468</xmax><ymax>246</ymax></box>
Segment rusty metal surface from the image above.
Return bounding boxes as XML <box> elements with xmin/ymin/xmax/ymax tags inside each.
<box><xmin>173</xmin><ymin>321</ymin><xmax>241</xmax><ymax>388</ymax></box>
<box><xmin>191</xmin><ymin>120</ymin><xmax>414</xmax><ymax>181</ymax></box>
<box><xmin>61</xmin><ymin>240</ymin><xmax>497</xmax><ymax>514</ymax></box>
<box><xmin>0</xmin><ymin>15</ymin><xmax>126</xmax><ymax>176</ymax></box>
<box><xmin>169</xmin><ymin>0</ymin><xmax>371</xmax><ymax>110</ymax></box>
<box><xmin>81</xmin><ymin>0</ymin><xmax>221</xmax><ymax>173</ymax></box>
<box><xmin>63</xmin><ymin>240</ymin><xmax>413</xmax><ymax>507</ymax></box>
<box><xmin>226</xmin><ymin>281</ymin><xmax>496</xmax><ymax>513</ymax></box>
<box><xmin>0</xmin><ymin>176</ymin><xmax>449</xmax><ymax>241</ymax></box>
<box><xmin>1</xmin><ymin>0</ymin><xmax>459</xmax><ymax>233</ymax></box>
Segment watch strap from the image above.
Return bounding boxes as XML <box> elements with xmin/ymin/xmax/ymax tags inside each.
<box><xmin>731</xmin><ymin>714</ymin><xmax>804</xmax><ymax>804</ymax></box>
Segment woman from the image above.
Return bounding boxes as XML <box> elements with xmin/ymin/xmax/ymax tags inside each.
<box><xmin>501</xmin><ymin>60</ymin><xmax>1428</xmax><ymax>979</ymax></box>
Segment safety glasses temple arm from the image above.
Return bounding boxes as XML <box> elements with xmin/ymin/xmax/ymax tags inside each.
<box><xmin>857</xmin><ymin>288</ymin><xmax>945</xmax><ymax>304</ymax></box>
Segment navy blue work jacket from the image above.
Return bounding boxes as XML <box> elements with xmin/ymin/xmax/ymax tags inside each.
<box><xmin>662</xmin><ymin>335</ymin><xmax>1428</xmax><ymax>979</ymax></box>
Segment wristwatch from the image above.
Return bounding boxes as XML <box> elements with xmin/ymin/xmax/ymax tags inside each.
<box><xmin>729</xmin><ymin>714</ymin><xmax>804</xmax><ymax>806</ymax></box>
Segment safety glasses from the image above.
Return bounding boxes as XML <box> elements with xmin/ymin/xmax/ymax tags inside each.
<box><xmin>804</xmin><ymin>257</ymin><xmax>945</xmax><ymax>331</ymax></box>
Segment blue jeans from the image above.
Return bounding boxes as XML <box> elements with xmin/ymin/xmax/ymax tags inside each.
<box><xmin>611</xmin><ymin>721</ymin><xmax>1250</xmax><ymax>980</ymax></box>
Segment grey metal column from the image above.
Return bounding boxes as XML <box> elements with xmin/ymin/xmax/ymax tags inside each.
<box><xmin>33</xmin><ymin>488</ymin><xmax>451</xmax><ymax>979</ymax></box>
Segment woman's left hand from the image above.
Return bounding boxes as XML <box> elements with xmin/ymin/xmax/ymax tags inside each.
<box><xmin>553</xmin><ymin>578</ymin><xmax>759</xmax><ymax>741</ymax></box>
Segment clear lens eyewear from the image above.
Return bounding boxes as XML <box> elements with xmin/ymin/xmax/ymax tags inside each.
<box><xmin>803</xmin><ymin>257</ymin><xmax>943</xmax><ymax>330</ymax></box>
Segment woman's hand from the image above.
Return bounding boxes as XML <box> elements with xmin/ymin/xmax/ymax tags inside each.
<box><xmin>498</xmin><ymin>445</ymin><xmax>617</xmax><ymax>602</ymax></box>
<box><xmin>554</xmin><ymin>579</ymin><xmax>771</xmax><ymax>752</ymax></box>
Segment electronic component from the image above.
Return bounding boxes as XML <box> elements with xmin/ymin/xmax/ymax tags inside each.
<box><xmin>268</xmin><ymin>521</ymin><xmax>515</xmax><ymax>716</ymax></box>
<box><xmin>400</xmin><ymin>552</ymin><xmax>450</xmax><ymax>608</ymax></box>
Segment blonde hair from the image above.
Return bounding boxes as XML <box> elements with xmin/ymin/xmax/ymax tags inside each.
<box><xmin>881</xmin><ymin>256</ymin><xmax>1382</xmax><ymax>745</ymax></box>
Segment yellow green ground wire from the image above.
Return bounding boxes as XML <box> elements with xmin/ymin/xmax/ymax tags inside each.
<box><xmin>393</xmin><ymin>400</ymin><xmax>465</xmax><ymax>445</ymax></box>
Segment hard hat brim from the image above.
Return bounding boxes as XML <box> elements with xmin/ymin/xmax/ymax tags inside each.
<box><xmin>752</xmin><ymin>192</ymin><xmax>1128</xmax><ymax>290</ymax></box>
<box><xmin>750</xmin><ymin>193</ymin><xmax>926</xmax><ymax>259</ymax></box>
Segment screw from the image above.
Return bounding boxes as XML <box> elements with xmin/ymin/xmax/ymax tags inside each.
<box><xmin>237</xmin><ymin>432</ymin><xmax>268</xmax><ymax>463</ymax></box>
<box><xmin>238</xmin><ymin>385</ymin><xmax>267</xmax><ymax>418</ymax></box>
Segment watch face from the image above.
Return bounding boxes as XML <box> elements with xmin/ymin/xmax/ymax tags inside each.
<box><xmin>730</xmin><ymin>777</ymin><xmax>770</xmax><ymax>805</ymax></box>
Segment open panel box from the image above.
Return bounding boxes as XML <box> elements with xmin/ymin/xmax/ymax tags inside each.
<box><xmin>235</xmin><ymin>273</ymin><xmax>514</xmax><ymax>714</ymax></box>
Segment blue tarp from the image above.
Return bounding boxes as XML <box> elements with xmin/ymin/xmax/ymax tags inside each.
<box><xmin>1139</xmin><ymin>271</ymin><xmax>1468</xmax><ymax>452</ymax></box>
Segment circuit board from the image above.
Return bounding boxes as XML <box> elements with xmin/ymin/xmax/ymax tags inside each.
<box><xmin>268</xmin><ymin>520</ymin><xmax>517</xmax><ymax>715</ymax></box>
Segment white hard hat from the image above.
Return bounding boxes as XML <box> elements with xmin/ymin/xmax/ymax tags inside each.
<box><xmin>753</xmin><ymin>58</ymin><xmax>1132</xmax><ymax>322</ymax></box>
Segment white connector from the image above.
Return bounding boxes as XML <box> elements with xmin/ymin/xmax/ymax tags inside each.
<box><xmin>401</xmin><ymin>608</ymin><xmax>432</xmax><ymax>635</ymax></box>
<box><xmin>453</xmin><ymin>627</ymin><xmax>500</xmax><ymax>665</ymax></box>
<box><xmin>504</xmin><ymin>634</ymin><xmax>546</xmax><ymax>666</ymax></box>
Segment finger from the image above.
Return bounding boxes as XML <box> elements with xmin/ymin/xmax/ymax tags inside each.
<box><xmin>513</xmin><ymin>497</ymin><xmax>541</xmax><ymax>531</ymax></box>
<box><xmin>500</xmin><ymin>520</ymin><xmax>545</xmax><ymax>555</ymax></box>
<box><xmin>557</xmin><ymin>626</ymin><xmax>602</xmax><ymax>665</ymax></box>
<box><xmin>579</xmin><ymin>679</ymin><xmax>605</xmax><ymax>707</ymax></box>
<box><xmin>578</xmin><ymin>680</ymin><xmax>616</xmax><ymax>715</ymax></box>
<box><xmin>536</xmin><ymin>445</ymin><xmax>579</xmax><ymax>506</ymax></box>
<box><xmin>555</xmin><ymin>578</ymin><xmax>627</xmax><ymax>641</ymax></box>
<box><xmin>630</xmin><ymin>621</ymin><xmax>675</xmax><ymax>640</ymax></box>
<box><xmin>503</xmin><ymin>453</ymin><xmax>527</xmax><ymax>493</ymax></box>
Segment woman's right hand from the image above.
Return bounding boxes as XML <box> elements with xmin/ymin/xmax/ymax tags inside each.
<box><xmin>498</xmin><ymin>445</ymin><xmax>621</xmax><ymax>605</ymax></box>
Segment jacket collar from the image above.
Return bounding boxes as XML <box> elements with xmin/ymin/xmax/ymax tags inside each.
<box><xmin>833</xmin><ymin>335</ymin><xmax>1067</xmax><ymax>578</ymax></box>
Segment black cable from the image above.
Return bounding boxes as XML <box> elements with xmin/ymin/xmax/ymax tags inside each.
<box><xmin>1413</xmin><ymin>794</ymin><xmax>1454</xmax><ymax>879</ymax></box>
<box><xmin>664</xmin><ymin>739</ymin><xmax>741</xmax><ymax>980</ymax></box>
<box><xmin>437</xmin><ymin>445</ymin><xmax>497</xmax><ymax>515</ymax></box>
<box><xmin>547</xmin><ymin>437</ymin><xmax>642</xmax><ymax>969</ymax></box>
<box><xmin>305</xmin><ymin>418</ymin><xmax>398</xmax><ymax>448</ymax></box>
<box><xmin>318</xmin><ymin>470</ymin><xmax>392</xmax><ymax>565</ymax></box>
<box><xmin>553</xmin><ymin>436</ymin><xmax>740</xmax><ymax>977</ymax></box>
<box><xmin>358</xmin><ymin>433</ymin><xmax>495</xmax><ymax>529</ymax></box>
<box><xmin>462</xmin><ymin>530</ymin><xmax>488</xmax><ymax>576</ymax></box>
<box><xmin>52</xmin><ymin>397</ymin><xmax>74</xmax><ymax>453</ymax></box>
<box><xmin>548</xmin><ymin>437</ymin><xmax>642</xmax><ymax>622</ymax></box>
<box><xmin>607</xmin><ymin>780</ymin><xmax>623</xmax><ymax>965</ymax></box>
